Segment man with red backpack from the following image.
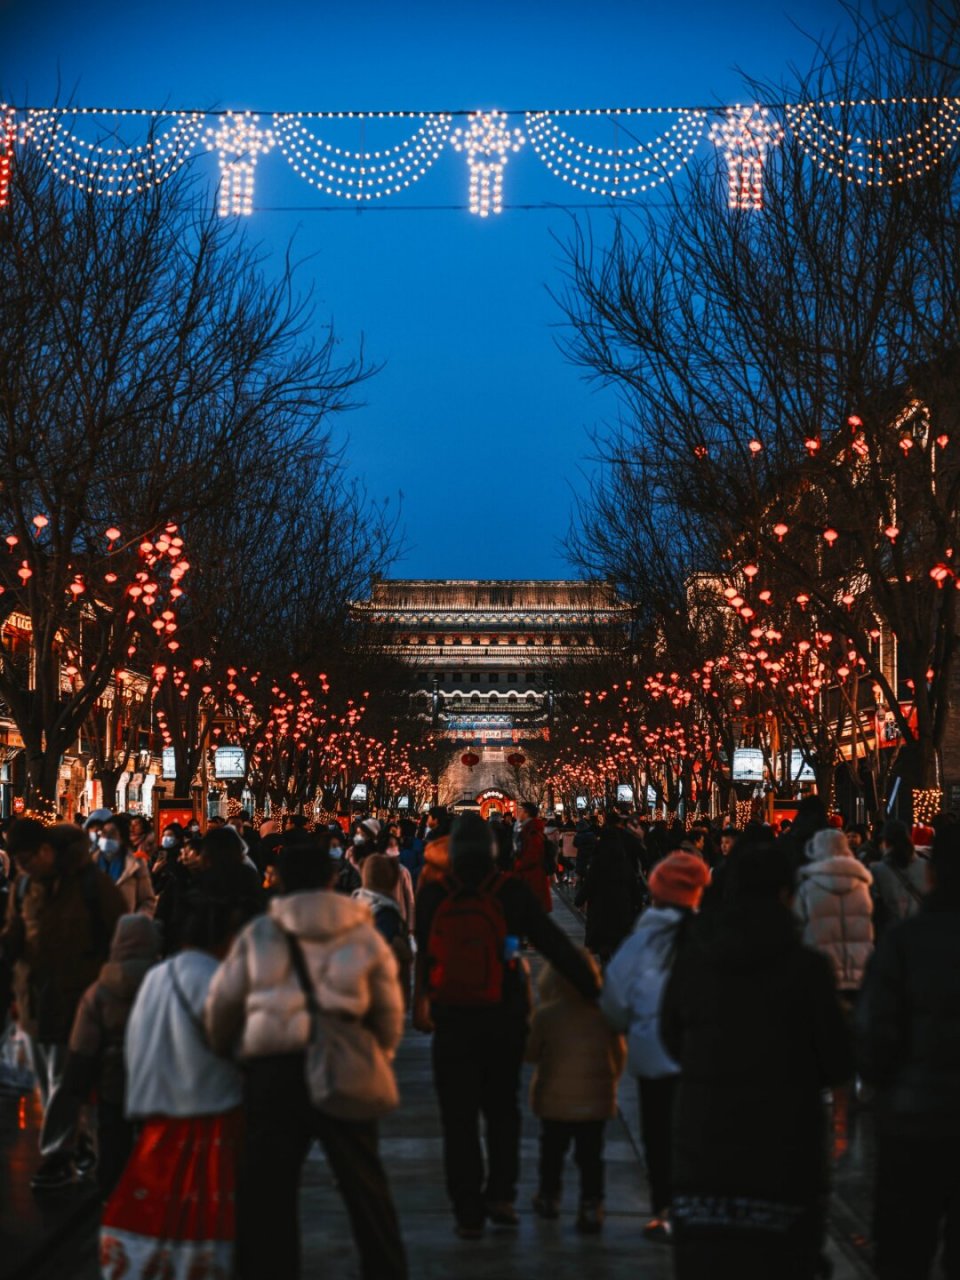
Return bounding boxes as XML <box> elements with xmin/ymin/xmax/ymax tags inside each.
<box><xmin>413</xmin><ymin>813</ymin><xmax>599</xmax><ymax>1240</ymax></box>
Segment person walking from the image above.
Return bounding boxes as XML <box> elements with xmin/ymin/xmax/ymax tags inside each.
<box><xmin>413</xmin><ymin>814</ymin><xmax>599</xmax><ymax>1238</ymax></box>
<box><xmin>205</xmin><ymin>839</ymin><xmax>407</xmax><ymax>1280</ymax></box>
<box><xmin>601</xmin><ymin>851</ymin><xmax>711</xmax><ymax>1242</ymax></box>
<box><xmin>871</xmin><ymin>818</ymin><xmax>930</xmax><ymax>936</ymax></box>
<box><xmin>661</xmin><ymin>843</ymin><xmax>852</xmax><ymax>1279</ymax></box>
<box><xmin>99</xmin><ymin>881</ymin><xmax>245</xmax><ymax>1279</ymax></box>
<box><xmin>575</xmin><ymin>819</ymin><xmax>645</xmax><ymax>963</ymax></box>
<box><xmin>514</xmin><ymin>801</ymin><xmax>553</xmax><ymax>912</ymax></box>
<box><xmin>58</xmin><ymin>914</ymin><xmax>160</xmax><ymax>1197</ymax></box>
<box><xmin>794</xmin><ymin>828</ymin><xmax>874</xmax><ymax>1002</ymax></box>
<box><xmin>526</xmin><ymin>949</ymin><xmax>625</xmax><ymax>1233</ymax></box>
<box><xmin>857</xmin><ymin>822</ymin><xmax>960</xmax><ymax>1278</ymax></box>
<box><xmin>1</xmin><ymin>819</ymin><xmax>125</xmax><ymax>1189</ymax></box>
<box><xmin>94</xmin><ymin>815</ymin><xmax>156</xmax><ymax>917</ymax></box>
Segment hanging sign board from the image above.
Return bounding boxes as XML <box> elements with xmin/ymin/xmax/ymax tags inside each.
<box><xmin>214</xmin><ymin>746</ymin><xmax>246</xmax><ymax>780</ymax></box>
<box><xmin>732</xmin><ymin>748</ymin><xmax>765</xmax><ymax>782</ymax></box>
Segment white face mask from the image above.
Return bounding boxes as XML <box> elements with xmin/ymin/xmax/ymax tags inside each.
<box><xmin>329</xmin><ymin>844</ymin><xmax>343</xmax><ymax>859</ymax></box>
<box><xmin>161</xmin><ymin>835</ymin><xmax>178</xmax><ymax>850</ymax></box>
<box><xmin>98</xmin><ymin>836</ymin><xmax>121</xmax><ymax>859</ymax></box>
<box><xmin>353</xmin><ymin>833</ymin><xmax>366</xmax><ymax>846</ymax></box>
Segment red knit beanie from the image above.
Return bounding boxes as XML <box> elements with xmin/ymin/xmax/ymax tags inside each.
<box><xmin>648</xmin><ymin>852</ymin><xmax>711</xmax><ymax>911</ymax></box>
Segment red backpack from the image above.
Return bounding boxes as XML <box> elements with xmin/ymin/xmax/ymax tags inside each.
<box><xmin>426</xmin><ymin>873</ymin><xmax>507</xmax><ymax>1007</ymax></box>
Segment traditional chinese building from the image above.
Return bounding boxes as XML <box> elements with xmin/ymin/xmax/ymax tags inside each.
<box><xmin>353</xmin><ymin>579</ymin><xmax>628</xmax><ymax>809</ymax></box>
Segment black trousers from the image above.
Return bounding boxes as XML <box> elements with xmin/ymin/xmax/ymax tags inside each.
<box><xmin>538</xmin><ymin>1118</ymin><xmax>605</xmax><ymax>1201</ymax></box>
<box><xmin>638</xmin><ymin>1074</ymin><xmax>678</xmax><ymax>1216</ymax></box>
<box><xmin>96</xmin><ymin>1100</ymin><xmax>132</xmax><ymax>1201</ymax></box>
<box><xmin>431</xmin><ymin>1020</ymin><xmax>526</xmax><ymax>1228</ymax></box>
<box><xmin>875</xmin><ymin>1132</ymin><xmax>960</xmax><ymax>1278</ymax></box>
<box><xmin>236</xmin><ymin>1054</ymin><xmax>407</xmax><ymax>1280</ymax></box>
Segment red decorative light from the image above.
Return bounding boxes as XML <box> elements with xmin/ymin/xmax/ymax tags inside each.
<box><xmin>823</xmin><ymin>528</ymin><xmax>838</xmax><ymax>545</ymax></box>
<box><xmin>506</xmin><ymin>752</ymin><xmax>526</xmax><ymax>767</ymax></box>
<box><xmin>772</xmin><ymin>522</ymin><xmax>788</xmax><ymax>541</ymax></box>
<box><xmin>460</xmin><ymin>751</ymin><xmax>480</xmax><ymax>768</ymax></box>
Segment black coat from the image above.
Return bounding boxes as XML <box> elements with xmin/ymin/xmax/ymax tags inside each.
<box><xmin>856</xmin><ymin>896</ymin><xmax>960</xmax><ymax>1139</ymax></box>
<box><xmin>660</xmin><ymin>902</ymin><xmax>852</xmax><ymax>1206</ymax></box>
<box><xmin>574</xmin><ymin>831</ymin><xmax>644</xmax><ymax>955</ymax></box>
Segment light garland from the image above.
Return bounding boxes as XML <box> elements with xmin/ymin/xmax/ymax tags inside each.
<box><xmin>709</xmin><ymin>105</ymin><xmax>784</xmax><ymax>210</ymax></box>
<box><xmin>272</xmin><ymin>112</ymin><xmax>451</xmax><ymax>201</ymax></box>
<box><xmin>450</xmin><ymin>111</ymin><xmax>525</xmax><ymax>216</ymax></box>
<box><xmin>3</xmin><ymin>97</ymin><xmax>958</xmax><ymax>213</ymax></box>
<box><xmin>204</xmin><ymin>111</ymin><xmax>275</xmax><ymax>216</ymax></box>
<box><xmin>784</xmin><ymin>98</ymin><xmax>960</xmax><ymax>186</ymax></box>
<box><xmin>912</xmin><ymin>786</ymin><xmax>942</xmax><ymax>824</ymax></box>
<box><xmin>524</xmin><ymin>109</ymin><xmax>707</xmax><ymax>196</ymax></box>
<box><xmin>25</xmin><ymin>108</ymin><xmax>205</xmax><ymax>196</ymax></box>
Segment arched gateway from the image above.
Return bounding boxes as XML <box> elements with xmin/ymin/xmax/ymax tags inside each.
<box><xmin>352</xmin><ymin>579</ymin><xmax>629</xmax><ymax>807</ymax></box>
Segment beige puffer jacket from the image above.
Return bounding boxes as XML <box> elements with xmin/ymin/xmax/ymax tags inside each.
<box><xmin>794</xmin><ymin>831</ymin><xmax>874</xmax><ymax>992</ymax></box>
<box><xmin>204</xmin><ymin>889</ymin><xmax>404</xmax><ymax>1061</ymax></box>
<box><xmin>526</xmin><ymin>957</ymin><xmax>626</xmax><ymax>1122</ymax></box>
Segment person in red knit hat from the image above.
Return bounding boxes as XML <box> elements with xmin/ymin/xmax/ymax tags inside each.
<box><xmin>601</xmin><ymin>852</ymin><xmax>711</xmax><ymax>1243</ymax></box>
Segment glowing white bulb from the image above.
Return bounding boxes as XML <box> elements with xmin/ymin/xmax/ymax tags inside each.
<box><xmin>450</xmin><ymin>110</ymin><xmax>524</xmax><ymax>216</ymax></box>
<box><xmin>272</xmin><ymin>113</ymin><xmax>451</xmax><ymax>200</ymax></box>
<box><xmin>525</xmin><ymin>108</ymin><xmax>706</xmax><ymax>197</ymax></box>
<box><xmin>709</xmin><ymin>104</ymin><xmax>784</xmax><ymax>209</ymax></box>
<box><xmin>25</xmin><ymin>109</ymin><xmax>204</xmax><ymax>195</ymax></box>
<box><xmin>784</xmin><ymin>98</ymin><xmax>960</xmax><ymax>187</ymax></box>
<box><xmin>204</xmin><ymin>111</ymin><xmax>274</xmax><ymax>215</ymax></box>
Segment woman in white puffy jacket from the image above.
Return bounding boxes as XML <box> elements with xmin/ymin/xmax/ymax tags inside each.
<box><xmin>205</xmin><ymin>840</ymin><xmax>407</xmax><ymax>1280</ymax></box>
<box><xmin>600</xmin><ymin>851</ymin><xmax>710</xmax><ymax>1242</ymax></box>
<box><xmin>794</xmin><ymin>828</ymin><xmax>874</xmax><ymax>1000</ymax></box>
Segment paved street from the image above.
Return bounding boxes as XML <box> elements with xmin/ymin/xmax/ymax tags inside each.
<box><xmin>3</xmin><ymin>894</ymin><xmax>875</xmax><ymax>1280</ymax></box>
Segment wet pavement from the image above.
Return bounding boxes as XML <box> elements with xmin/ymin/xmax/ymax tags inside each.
<box><xmin>1</xmin><ymin>893</ymin><xmax>877</xmax><ymax>1278</ymax></box>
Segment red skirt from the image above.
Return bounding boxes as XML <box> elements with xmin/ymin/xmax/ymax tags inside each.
<box><xmin>100</xmin><ymin>1109</ymin><xmax>242</xmax><ymax>1279</ymax></box>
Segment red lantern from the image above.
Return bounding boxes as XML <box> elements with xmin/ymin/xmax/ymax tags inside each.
<box><xmin>461</xmin><ymin>751</ymin><xmax>480</xmax><ymax>768</ymax></box>
<box><xmin>506</xmin><ymin>752</ymin><xmax>526</xmax><ymax>767</ymax></box>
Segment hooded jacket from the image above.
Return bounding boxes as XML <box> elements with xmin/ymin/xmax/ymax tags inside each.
<box><xmin>204</xmin><ymin>889</ymin><xmax>404</xmax><ymax>1062</ymax></box>
<box><xmin>66</xmin><ymin>913</ymin><xmax>159</xmax><ymax>1105</ymax></box>
<box><xmin>794</xmin><ymin>836</ymin><xmax>874</xmax><ymax>991</ymax></box>
<box><xmin>3</xmin><ymin>840</ymin><xmax>125</xmax><ymax>1041</ymax></box>
<box><xmin>526</xmin><ymin>958</ymin><xmax>625</xmax><ymax>1122</ymax></box>
<box><xmin>601</xmin><ymin>905</ymin><xmax>688</xmax><ymax>1078</ymax></box>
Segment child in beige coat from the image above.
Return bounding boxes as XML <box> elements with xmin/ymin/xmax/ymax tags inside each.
<box><xmin>526</xmin><ymin>949</ymin><xmax>626</xmax><ymax>1231</ymax></box>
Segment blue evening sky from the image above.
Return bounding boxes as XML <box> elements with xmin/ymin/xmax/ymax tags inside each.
<box><xmin>3</xmin><ymin>0</ymin><xmax>852</xmax><ymax>580</ymax></box>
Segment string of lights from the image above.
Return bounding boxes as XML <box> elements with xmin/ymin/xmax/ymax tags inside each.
<box><xmin>3</xmin><ymin>97</ymin><xmax>957</xmax><ymax>215</ymax></box>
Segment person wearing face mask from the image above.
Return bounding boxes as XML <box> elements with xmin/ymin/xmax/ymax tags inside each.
<box><xmin>96</xmin><ymin>816</ymin><xmax>157</xmax><ymax>918</ymax></box>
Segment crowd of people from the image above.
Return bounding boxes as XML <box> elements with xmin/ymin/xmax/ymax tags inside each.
<box><xmin>0</xmin><ymin>794</ymin><xmax>956</xmax><ymax>1279</ymax></box>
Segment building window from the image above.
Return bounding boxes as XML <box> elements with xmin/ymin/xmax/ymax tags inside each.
<box><xmin>471</xmin><ymin>693</ymin><xmax>481</xmax><ymax>704</ymax></box>
<box><xmin>507</xmin><ymin>673</ymin><xmax>517</xmax><ymax>683</ymax></box>
<box><xmin>488</xmin><ymin>673</ymin><xmax>500</xmax><ymax>683</ymax></box>
<box><xmin>452</xmin><ymin>672</ymin><xmax>462</xmax><ymax>682</ymax></box>
<box><xmin>489</xmin><ymin>693</ymin><xmax>499</xmax><ymax>705</ymax></box>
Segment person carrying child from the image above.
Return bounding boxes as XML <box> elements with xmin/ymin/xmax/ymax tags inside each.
<box><xmin>526</xmin><ymin>947</ymin><xmax>625</xmax><ymax>1232</ymax></box>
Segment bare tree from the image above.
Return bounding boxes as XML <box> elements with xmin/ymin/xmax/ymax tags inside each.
<box><xmin>0</xmin><ymin>130</ymin><xmax>368</xmax><ymax>803</ymax></box>
<box><xmin>563</xmin><ymin>10</ymin><xmax>960</xmax><ymax>803</ymax></box>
